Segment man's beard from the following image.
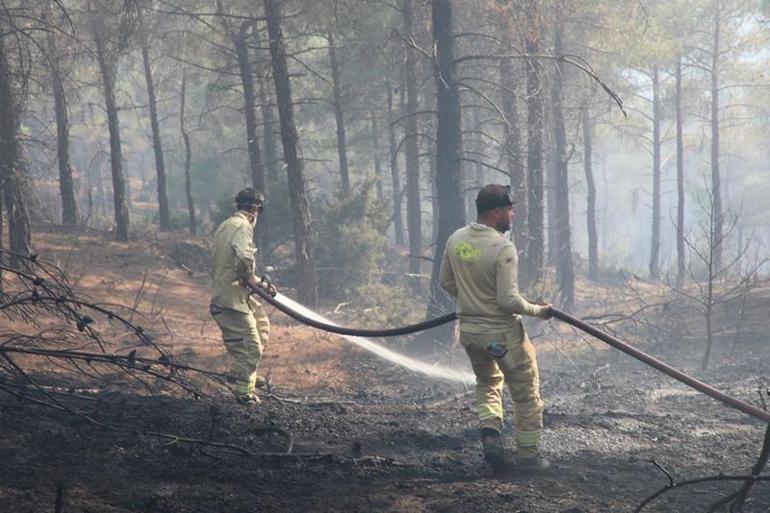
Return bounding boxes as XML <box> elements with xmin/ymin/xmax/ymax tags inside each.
<box><xmin>496</xmin><ymin>219</ymin><xmax>511</xmax><ymax>234</ymax></box>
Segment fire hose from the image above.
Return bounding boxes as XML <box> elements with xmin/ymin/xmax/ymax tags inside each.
<box><xmin>249</xmin><ymin>281</ymin><xmax>770</xmax><ymax>424</ymax></box>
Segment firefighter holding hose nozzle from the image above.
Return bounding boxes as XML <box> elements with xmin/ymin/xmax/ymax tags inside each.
<box><xmin>439</xmin><ymin>184</ymin><xmax>553</xmax><ymax>474</ymax></box>
<box><xmin>209</xmin><ymin>188</ymin><xmax>275</xmax><ymax>406</ymax></box>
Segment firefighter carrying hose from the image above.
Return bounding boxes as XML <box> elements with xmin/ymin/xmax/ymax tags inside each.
<box><xmin>209</xmin><ymin>188</ymin><xmax>276</xmax><ymax>406</ymax></box>
<box><xmin>439</xmin><ymin>184</ymin><xmax>553</xmax><ymax>474</ymax></box>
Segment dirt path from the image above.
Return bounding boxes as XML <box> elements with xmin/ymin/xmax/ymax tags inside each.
<box><xmin>1</xmin><ymin>231</ymin><xmax>768</xmax><ymax>513</ymax></box>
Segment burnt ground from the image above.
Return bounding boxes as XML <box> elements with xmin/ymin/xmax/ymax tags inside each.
<box><xmin>1</xmin><ymin>230</ymin><xmax>769</xmax><ymax>513</ymax></box>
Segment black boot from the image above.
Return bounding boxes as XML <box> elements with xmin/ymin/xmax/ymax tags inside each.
<box><xmin>481</xmin><ymin>428</ymin><xmax>511</xmax><ymax>474</ymax></box>
<box><xmin>516</xmin><ymin>451</ymin><xmax>551</xmax><ymax>472</ymax></box>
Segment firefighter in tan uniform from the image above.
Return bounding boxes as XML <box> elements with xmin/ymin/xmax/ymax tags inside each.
<box><xmin>210</xmin><ymin>188</ymin><xmax>274</xmax><ymax>405</ymax></box>
<box><xmin>439</xmin><ymin>184</ymin><xmax>553</xmax><ymax>473</ymax></box>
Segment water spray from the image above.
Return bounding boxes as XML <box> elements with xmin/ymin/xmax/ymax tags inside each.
<box><xmin>251</xmin><ymin>280</ymin><xmax>770</xmax><ymax>423</ymax></box>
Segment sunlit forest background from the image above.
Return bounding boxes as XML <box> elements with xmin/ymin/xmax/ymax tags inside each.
<box><xmin>3</xmin><ymin>0</ymin><xmax>770</xmax><ymax>324</ymax></box>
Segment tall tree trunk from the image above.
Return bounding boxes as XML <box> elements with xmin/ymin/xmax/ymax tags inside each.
<box><xmin>370</xmin><ymin>112</ymin><xmax>384</xmax><ymax>202</ymax></box>
<box><xmin>582</xmin><ymin>108</ymin><xmax>598</xmax><ymax>280</ymax></box>
<box><xmin>710</xmin><ymin>4</ymin><xmax>723</xmax><ymax>273</ymax></box>
<box><xmin>233</xmin><ymin>23</ymin><xmax>268</xmax><ymax>257</ymax></box>
<box><xmin>93</xmin><ymin>23</ymin><xmax>129</xmax><ymax>241</ymax></box>
<box><xmin>523</xmin><ymin>28</ymin><xmax>545</xmax><ymax>289</ymax></box>
<box><xmin>139</xmin><ymin>19</ymin><xmax>170</xmax><ymax>232</ymax></box>
<box><xmin>649</xmin><ymin>66</ymin><xmax>661</xmax><ymax>278</ymax></box>
<box><xmin>386</xmin><ymin>82</ymin><xmax>405</xmax><ymax>245</ymax></box>
<box><xmin>546</xmin><ymin>122</ymin><xmax>558</xmax><ymax>266</ymax></box>
<box><xmin>264</xmin><ymin>0</ymin><xmax>318</xmax><ymax>305</ymax></box>
<box><xmin>47</xmin><ymin>28</ymin><xmax>77</xmax><ymax>228</ymax></box>
<box><xmin>0</xmin><ymin>35</ymin><xmax>31</xmax><ymax>258</ymax></box>
<box><xmin>500</xmin><ymin>57</ymin><xmax>528</xmax><ymax>266</ymax></box>
<box><xmin>675</xmin><ymin>54</ymin><xmax>685</xmax><ymax>284</ymax></box>
<box><xmin>551</xmin><ymin>20</ymin><xmax>574</xmax><ymax>309</ymax></box>
<box><xmin>258</xmin><ymin>74</ymin><xmax>279</xmax><ymax>180</ymax></box>
<box><xmin>327</xmin><ymin>33</ymin><xmax>350</xmax><ymax>194</ymax></box>
<box><xmin>180</xmin><ymin>73</ymin><xmax>196</xmax><ymax>235</ymax></box>
<box><xmin>402</xmin><ymin>0</ymin><xmax>422</xmax><ymax>276</ymax></box>
<box><xmin>429</xmin><ymin>0</ymin><xmax>465</xmax><ymax>298</ymax></box>
<box><xmin>465</xmin><ymin>108</ymin><xmax>484</xmax><ymax>217</ymax></box>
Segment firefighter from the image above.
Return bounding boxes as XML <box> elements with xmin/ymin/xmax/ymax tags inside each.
<box><xmin>439</xmin><ymin>183</ymin><xmax>553</xmax><ymax>473</ymax></box>
<box><xmin>209</xmin><ymin>188</ymin><xmax>274</xmax><ymax>405</ymax></box>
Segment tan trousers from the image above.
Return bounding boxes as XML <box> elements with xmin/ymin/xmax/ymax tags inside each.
<box><xmin>461</xmin><ymin>320</ymin><xmax>544</xmax><ymax>455</ymax></box>
<box><xmin>210</xmin><ymin>303</ymin><xmax>270</xmax><ymax>395</ymax></box>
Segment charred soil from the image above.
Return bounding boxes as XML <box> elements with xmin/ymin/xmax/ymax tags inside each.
<box><xmin>0</xmin><ymin>230</ymin><xmax>768</xmax><ymax>513</ymax></box>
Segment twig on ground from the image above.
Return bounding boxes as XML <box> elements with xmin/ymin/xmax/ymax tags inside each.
<box><xmin>635</xmin><ymin>424</ymin><xmax>770</xmax><ymax>513</ymax></box>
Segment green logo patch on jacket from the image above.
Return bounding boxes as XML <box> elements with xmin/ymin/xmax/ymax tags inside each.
<box><xmin>455</xmin><ymin>241</ymin><xmax>481</xmax><ymax>262</ymax></box>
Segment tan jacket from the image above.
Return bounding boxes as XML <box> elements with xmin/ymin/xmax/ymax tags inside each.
<box><xmin>210</xmin><ymin>211</ymin><xmax>258</xmax><ymax>313</ymax></box>
<box><xmin>439</xmin><ymin>222</ymin><xmax>545</xmax><ymax>334</ymax></box>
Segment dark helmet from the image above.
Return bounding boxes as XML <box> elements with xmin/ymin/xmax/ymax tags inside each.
<box><xmin>235</xmin><ymin>188</ymin><xmax>264</xmax><ymax>212</ymax></box>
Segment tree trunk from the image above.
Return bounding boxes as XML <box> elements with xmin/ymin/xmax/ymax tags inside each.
<box><xmin>0</xmin><ymin>35</ymin><xmax>30</xmax><ymax>258</ymax></box>
<box><xmin>551</xmin><ymin>20</ymin><xmax>574</xmax><ymax>309</ymax></box>
<box><xmin>546</xmin><ymin>125</ymin><xmax>558</xmax><ymax>266</ymax></box>
<box><xmin>467</xmin><ymin>107</ymin><xmax>484</xmax><ymax>216</ymax></box>
<box><xmin>93</xmin><ymin>23</ymin><xmax>129</xmax><ymax>241</ymax></box>
<box><xmin>429</xmin><ymin>0</ymin><xmax>465</xmax><ymax>297</ymax></box>
<box><xmin>258</xmin><ymin>75</ymin><xmax>279</xmax><ymax>180</ymax></box>
<box><xmin>140</xmin><ymin>40</ymin><xmax>170</xmax><ymax>231</ymax></box>
<box><xmin>233</xmin><ymin>23</ymin><xmax>268</xmax><ymax>257</ymax></box>
<box><xmin>710</xmin><ymin>5</ymin><xmax>723</xmax><ymax>273</ymax></box>
<box><xmin>582</xmin><ymin>108</ymin><xmax>598</xmax><ymax>280</ymax></box>
<box><xmin>499</xmin><ymin>57</ymin><xmax>528</xmax><ymax>266</ymax></box>
<box><xmin>675</xmin><ymin>55</ymin><xmax>685</xmax><ymax>284</ymax></box>
<box><xmin>370</xmin><ymin>112</ymin><xmax>384</xmax><ymax>202</ymax></box>
<box><xmin>327</xmin><ymin>33</ymin><xmax>350</xmax><ymax>194</ymax></box>
<box><xmin>649</xmin><ymin>66</ymin><xmax>661</xmax><ymax>278</ymax></box>
<box><xmin>180</xmin><ymin>73</ymin><xmax>196</xmax><ymax>235</ymax></box>
<box><xmin>264</xmin><ymin>0</ymin><xmax>318</xmax><ymax>305</ymax></box>
<box><xmin>523</xmin><ymin>30</ymin><xmax>545</xmax><ymax>289</ymax></box>
<box><xmin>386</xmin><ymin>82</ymin><xmax>405</xmax><ymax>245</ymax></box>
<box><xmin>403</xmin><ymin>0</ymin><xmax>422</xmax><ymax>276</ymax></box>
<box><xmin>47</xmin><ymin>28</ymin><xmax>77</xmax><ymax>228</ymax></box>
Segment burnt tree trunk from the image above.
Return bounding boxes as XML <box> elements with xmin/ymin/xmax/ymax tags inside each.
<box><xmin>675</xmin><ymin>54</ymin><xmax>685</xmax><ymax>284</ymax></box>
<box><xmin>386</xmin><ymin>82</ymin><xmax>405</xmax><ymax>245</ymax></box>
<box><xmin>649</xmin><ymin>66</ymin><xmax>661</xmax><ymax>278</ymax></box>
<box><xmin>328</xmin><ymin>33</ymin><xmax>350</xmax><ymax>194</ymax></box>
<box><xmin>403</xmin><ymin>0</ymin><xmax>422</xmax><ymax>276</ymax></box>
<box><xmin>93</xmin><ymin>20</ymin><xmax>129</xmax><ymax>241</ymax></box>
<box><xmin>710</xmin><ymin>5</ymin><xmax>723</xmax><ymax>273</ymax></box>
<box><xmin>0</xmin><ymin>35</ymin><xmax>31</xmax><ymax>258</ymax></box>
<box><xmin>582</xmin><ymin>108</ymin><xmax>598</xmax><ymax>280</ymax></box>
<box><xmin>47</xmin><ymin>27</ymin><xmax>77</xmax><ymax>228</ymax></box>
<box><xmin>180</xmin><ymin>73</ymin><xmax>196</xmax><ymax>235</ymax></box>
<box><xmin>500</xmin><ymin>57</ymin><xmax>528</xmax><ymax>267</ymax></box>
<box><xmin>551</xmin><ymin>20</ymin><xmax>574</xmax><ymax>309</ymax></box>
<box><xmin>523</xmin><ymin>29</ymin><xmax>545</xmax><ymax>289</ymax></box>
<box><xmin>233</xmin><ymin>22</ymin><xmax>268</xmax><ymax>256</ymax></box>
<box><xmin>429</xmin><ymin>0</ymin><xmax>465</xmax><ymax>298</ymax></box>
<box><xmin>140</xmin><ymin>27</ymin><xmax>170</xmax><ymax>232</ymax></box>
<box><xmin>264</xmin><ymin>0</ymin><xmax>318</xmax><ymax>305</ymax></box>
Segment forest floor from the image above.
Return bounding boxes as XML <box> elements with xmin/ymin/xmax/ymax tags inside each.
<box><xmin>1</xmin><ymin>227</ymin><xmax>769</xmax><ymax>513</ymax></box>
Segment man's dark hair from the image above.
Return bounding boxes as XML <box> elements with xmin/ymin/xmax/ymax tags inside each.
<box><xmin>476</xmin><ymin>184</ymin><xmax>514</xmax><ymax>215</ymax></box>
<box><xmin>235</xmin><ymin>188</ymin><xmax>264</xmax><ymax>212</ymax></box>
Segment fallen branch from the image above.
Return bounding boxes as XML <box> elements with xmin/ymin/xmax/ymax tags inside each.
<box><xmin>635</xmin><ymin>424</ymin><xmax>770</xmax><ymax>513</ymax></box>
